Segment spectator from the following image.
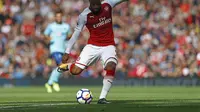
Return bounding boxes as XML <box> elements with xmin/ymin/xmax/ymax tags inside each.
<box><xmin>0</xmin><ymin>0</ymin><xmax>200</xmax><ymax>79</ymax></box>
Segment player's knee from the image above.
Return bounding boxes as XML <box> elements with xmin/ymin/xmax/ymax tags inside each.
<box><xmin>105</xmin><ymin>61</ymin><xmax>117</xmax><ymax>77</ymax></box>
<box><xmin>70</xmin><ymin>65</ymin><xmax>83</xmax><ymax>75</ymax></box>
<box><xmin>105</xmin><ymin>61</ymin><xmax>117</xmax><ymax>70</ymax></box>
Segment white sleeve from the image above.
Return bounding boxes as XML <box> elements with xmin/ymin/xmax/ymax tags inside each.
<box><xmin>65</xmin><ymin>14</ymin><xmax>86</xmax><ymax>54</ymax></box>
<box><xmin>105</xmin><ymin>0</ymin><xmax>128</xmax><ymax>8</ymax></box>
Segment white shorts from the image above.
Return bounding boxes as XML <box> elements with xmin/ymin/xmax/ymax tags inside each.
<box><xmin>75</xmin><ymin>44</ymin><xmax>118</xmax><ymax>69</ymax></box>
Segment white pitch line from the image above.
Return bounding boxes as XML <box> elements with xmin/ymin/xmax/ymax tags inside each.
<box><xmin>0</xmin><ymin>102</ymin><xmax>199</xmax><ymax>109</ymax></box>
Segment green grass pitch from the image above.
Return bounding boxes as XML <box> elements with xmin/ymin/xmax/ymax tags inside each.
<box><xmin>0</xmin><ymin>86</ymin><xmax>200</xmax><ymax>112</ymax></box>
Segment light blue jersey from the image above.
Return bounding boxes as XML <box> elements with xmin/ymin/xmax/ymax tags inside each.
<box><xmin>44</xmin><ymin>22</ymin><xmax>71</xmax><ymax>54</ymax></box>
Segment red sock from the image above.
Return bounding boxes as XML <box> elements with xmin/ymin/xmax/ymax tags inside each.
<box><xmin>69</xmin><ymin>63</ymin><xmax>75</xmax><ymax>73</ymax></box>
<box><xmin>105</xmin><ymin>70</ymin><xmax>115</xmax><ymax>77</ymax></box>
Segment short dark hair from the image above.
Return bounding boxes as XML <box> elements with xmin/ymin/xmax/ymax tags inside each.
<box><xmin>55</xmin><ymin>9</ymin><xmax>63</xmax><ymax>15</ymax></box>
<box><xmin>89</xmin><ymin>0</ymin><xmax>101</xmax><ymax>3</ymax></box>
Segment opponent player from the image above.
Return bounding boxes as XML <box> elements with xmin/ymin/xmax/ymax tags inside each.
<box><xmin>59</xmin><ymin>0</ymin><xmax>128</xmax><ymax>104</ymax></box>
<box><xmin>44</xmin><ymin>9</ymin><xmax>71</xmax><ymax>93</ymax></box>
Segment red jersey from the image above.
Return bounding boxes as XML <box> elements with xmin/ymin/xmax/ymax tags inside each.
<box><xmin>86</xmin><ymin>3</ymin><xmax>114</xmax><ymax>46</ymax></box>
<box><xmin>65</xmin><ymin>0</ymin><xmax>126</xmax><ymax>53</ymax></box>
<box><xmin>75</xmin><ymin>0</ymin><xmax>117</xmax><ymax>46</ymax></box>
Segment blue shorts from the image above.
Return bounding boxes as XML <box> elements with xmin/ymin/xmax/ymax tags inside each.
<box><xmin>51</xmin><ymin>52</ymin><xmax>63</xmax><ymax>65</ymax></box>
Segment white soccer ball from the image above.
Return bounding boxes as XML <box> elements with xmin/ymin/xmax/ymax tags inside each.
<box><xmin>76</xmin><ymin>88</ymin><xmax>93</xmax><ymax>104</ymax></box>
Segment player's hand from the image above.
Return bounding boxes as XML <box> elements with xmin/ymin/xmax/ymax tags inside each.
<box><xmin>62</xmin><ymin>53</ymin><xmax>69</xmax><ymax>63</ymax></box>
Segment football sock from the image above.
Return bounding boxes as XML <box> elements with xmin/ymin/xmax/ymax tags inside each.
<box><xmin>48</xmin><ymin>67</ymin><xmax>62</xmax><ymax>85</ymax></box>
<box><xmin>99</xmin><ymin>77</ymin><xmax>113</xmax><ymax>99</ymax></box>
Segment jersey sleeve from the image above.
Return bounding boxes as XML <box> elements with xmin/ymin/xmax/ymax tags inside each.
<box><xmin>65</xmin><ymin>14</ymin><xmax>87</xmax><ymax>54</ymax></box>
<box><xmin>105</xmin><ymin>0</ymin><xmax>127</xmax><ymax>8</ymax></box>
<box><xmin>44</xmin><ymin>24</ymin><xmax>52</xmax><ymax>36</ymax></box>
<box><xmin>75</xmin><ymin>14</ymin><xmax>87</xmax><ymax>31</ymax></box>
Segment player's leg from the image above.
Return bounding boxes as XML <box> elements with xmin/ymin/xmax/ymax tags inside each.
<box><xmin>65</xmin><ymin>63</ymin><xmax>84</xmax><ymax>75</ymax></box>
<box><xmin>98</xmin><ymin>45</ymin><xmax>118</xmax><ymax>104</ymax></box>
<box><xmin>59</xmin><ymin>45</ymin><xmax>100</xmax><ymax>75</ymax></box>
<box><xmin>98</xmin><ymin>61</ymin><xmax>117</xmax><ymax>104</ymax></box>
<box><xmin>45</xmin><ymin>52</ymin><xmax>63</xmax><ymax>93</ymax></box>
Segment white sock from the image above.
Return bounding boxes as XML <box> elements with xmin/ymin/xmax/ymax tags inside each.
<box><xmin>99</xmin><ymin>77</ymin><xmax>113</xmax><ymax>99</ymax></box>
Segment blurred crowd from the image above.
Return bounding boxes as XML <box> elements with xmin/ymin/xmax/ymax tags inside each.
<box><xmin>0</xmin><ymin>0</ymin><xmax>200</xmax><ymax>79</ymax></box>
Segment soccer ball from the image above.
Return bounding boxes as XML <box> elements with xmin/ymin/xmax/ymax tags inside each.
<box><xmin>76</xmin><ymin>88</ymin><xmax>93</xmax><ymax>104</ymax></box>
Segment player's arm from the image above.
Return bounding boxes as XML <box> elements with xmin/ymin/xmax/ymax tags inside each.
<box><xmin>62</xmin><ymin>14</ymin><xmax>86</xmax><ymax>63</ymax></box>
<box><xmin>106</xmin><ymin>0</ymin><xmax>129</xmax><ymax>8</ymax></box>
<box><xmin>44</xmin><ymin>24</ymin><xmax>52</xmax><ymax>44</ymax></box>
<box><xmin>66</xmin><ymin>25</ymin><xmax>72</xmax><ymax>40</ymax></box>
